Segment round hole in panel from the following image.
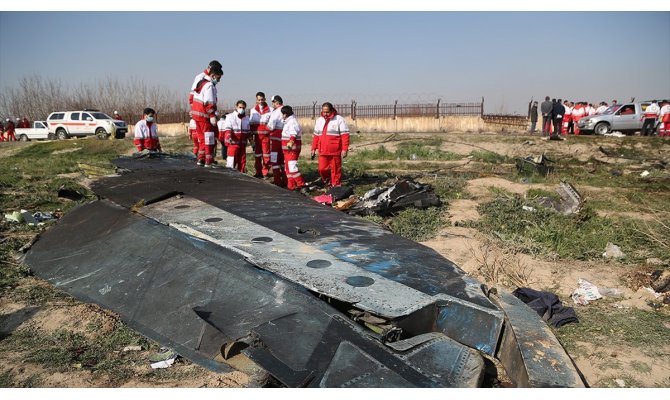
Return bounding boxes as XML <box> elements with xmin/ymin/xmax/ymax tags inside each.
<box><xmin>205</xmin><ymin>217</ymin><xmax>223</xmax><ymax>222</ymax></box>
<box><xmin>251</xmin><ymin>236</ymin><xmax>273</xmax><ymax>243</ymax></box>
<box><xmin>345</xmin><ymin>276</ymin><xmax>375</xmax><ymax>287</ymax></box>
<box><xmin>306</xmin><ymin>259</ymin><xmax>332</xmax><ymax>269</ymax></box>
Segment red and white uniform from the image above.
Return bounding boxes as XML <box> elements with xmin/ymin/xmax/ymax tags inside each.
<box><xmin>190</xmin><ymin>75</ymin><xmax>218</xmax><ymax>166</ymax></box>
<box><xmin>312</xmin><ymin>110</ymin><xmax>350</xmax><ymax>187</ymax></box>
<box><xmin>595</xmin><ymin>105</ymin><xmax>607</xmax><ymax>114</ymax></box>
<box><xmin>642</xmin><ymin>103</ymin><xmax>660</xmax><ymax>120</ymax></box>
<box><xmin>4</xmin><ymin>120</ymin><xmax>16</xmax><ymax>141</ymax></box>
<box><xmin>659</xmin><ymin>103</ymin><xmax>670</xmax><ymax>137</ymax></box>
<box><xmin>562</xmin><ymin>104</ymin><xmax>572</xmax><ymax>135</ymax></box>
<box><xmin>249</xmin><ymin>103</ymin><xmax>272</xmax><ymax>177</ymax></box>
<box><xmin>266</xmin><ymin>106</ymin><xmax>287</xmax><ymax>187</ymax></box>
<box><xmin>188</xmin><ymin>118</ymin><xmax>198</xmax><ymax>155</ymax></box>
<box><xmin>584</xmin><ymin>104</ymin><xmax>594</xmax><ymax>116</ymax></box>
<box><xmin>221</xmin><ymin>111</ymin><xmax>251</xmax><ymax>172</ymax></box>
<box><xmin>133</xmin><ymin>119</ymin><xmax>161</xmax><ymax>151</ymax></box>
<box><xmin>0</xmin><ymin>122</ymin><xmax>5</xmax><ymax>142</ymax></box>
<box><xmin>188</xmin><ymin>70</ymin><xmax>207</xmax><ymax>107</ymax></box>
<box><xmin>571</xmin><ymin>104</ymin><xmax>585</xmax><ymax>135</ymax></box>
<box><xmin>281</xmin><ymin>115</ymin><xmax>306</xmax><ymax>190</ymax></box>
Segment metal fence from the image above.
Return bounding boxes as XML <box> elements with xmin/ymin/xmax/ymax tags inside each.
<box><xmin>134</xmin><ymin>100</ymin><xmax>484</xmax><ymax>125</ymax></box>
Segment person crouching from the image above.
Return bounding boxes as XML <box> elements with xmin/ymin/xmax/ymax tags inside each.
<box><xmin>221</xmin><ymin>100</ymin><xmax>251</xmax><ymax>171</ymax></box>
<box><xmin>134</xmin><ymin>107</ymin><xmax>161</xmax><ymax>152</ymax></box>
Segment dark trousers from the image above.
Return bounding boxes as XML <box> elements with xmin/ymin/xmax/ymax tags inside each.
<box><xmin>641</xmin><ymin>118</ymin><xmax>657</xmax><ymax>136</ymax></box>
<box><xmin>552</xmin><ymin>117</ymin><xmax>562</xmax><ymax>137</ymax></box>
<box><xmin>542</xmin><ymin>114</ymin><xmax>552</xmax><ymax>134</ymax></box>
<box><xmin>530</xmin><ymin>121</ymin><xmax>537</xmax><ymax>133</ymax></box>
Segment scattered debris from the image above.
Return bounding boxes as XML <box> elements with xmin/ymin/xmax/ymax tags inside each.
<box><xmin>651</xmin><ymin>269</ymin><xmax>670</xmax><ymax>293</ymax></box>
<box><xmin>572</xmin><ymin>278</ymin><xmax>602</xmax><ymax>305</ymax></box>
<box><xmin>4</xmin><ymin>210</ymin><xmax>45</xmax><ymax>226</ymax></box>
<box><xmin>58</xmin><ymin>188</ymin><xmax>84</xmax><ymax>201</ymax></box>
<box><xmin>123</xmin><ymin>345</ymin><xmax>142</xmax><ymax>352</ymax></box>
<box><xmin>614</xmin><ymin>378</ymin><xmax>626</xmax><ymax>388</ymax></box>
<box><xmin>522</xmin><ymin>205</ymin><xmax>536</xmax><ymax>212</ymax></box>
<box><xmin>32</xmin><ymin>212</ymin><xmax>55</xmax><ymax>222</ymax></box>
<box><xmin>535</xmin><ymin>181</ymin><xmax>583</xmax><ymax>215</ymax></box>
<box><xmin>52</xmin><ymin>147</ymin><xmax>82</xmax><ymax>155</ymax></box>
<box><xmin>516</xmin><ymin>153</ymin><xmax>553</xmax><ymax>176</ymax></box>
<box><xmin>326</xmin><ymin>186</ymin><xmax>354</xmax><ymax>202</ymax></box>
<box><xmin>312</xmin><ymin>194</ymin><xmax>333</xmax><ymax>205</ymax></box>
<box><xmin>598</xmin><ymin>287</ymin><xmax>624</xmax><ymax>298</ymax></box>
<box><xmin>609</xmin><ymin>169</ymin><xmax>623</xmax><ymax>176</ymax></box>
<box><xmin>512</xmin><ymin>287</ymin><xmax>579</xmax><ymax>327</ymax></box>
<box><xmin>333</xmin><ymin>197</ymin><xmax>358</xmax><ymax>211</ymax></box>
<box><xmin>149</xmin><ymin>347</ymin><xmax>178</xmax><ymax>369</ymax></box>
<box><xmin>347</xmin><ymin>179</ymin><xmax>441</xmax><ymax>216</ymax></box>
<box><xmin>603</xmin><ymin>131</ymin><xmax>626</xmax><ymax>138</ymax></box>
<box><xmin>603</xmin><ymin>242</ymin><xmax>625</xmax><ymax>259</ymax></box>
<box><xmin>640</xmin><ymin>170</ymin><xmax>650</xmax><ymax>178</ymax></box>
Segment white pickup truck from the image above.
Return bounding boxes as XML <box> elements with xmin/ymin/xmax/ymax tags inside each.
<box><xmin>15</xmin><ymin>121</ymin><xmax>49</xmax><ymax>141</ymax></box>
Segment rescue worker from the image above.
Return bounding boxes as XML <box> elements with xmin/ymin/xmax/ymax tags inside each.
<box><xmin>249</xmin><ymin>91</ymin><xmax>272</xmax><ymax>178</ymax></box>
<box><xmin>266</xmin><ymin>95</ymin><xmax>287</xmax><ymax>187</ymax></box>
<box><xmin>641</xmin><ymin>100</ymin><xmax>660</xmax><ymax>136</ymax></box>
<box><xmin>596</xmin><ymin>102</ymin><xmax>608</xmax><ymax>114</ymax></box>
<box><xmin>221</xmin><ymin>100</ymin><xmax>251</xmax><ymax>172</ymax></box>
<box><xmin>311</xmin><ymin>102</ymin><xmax>350</xmax><ymax>188</ymax></box>
<box><xmin>188</xmin><ymin>117</ymin><xmax>198</xmax><ymax>156</ymax></box>
<box><xmin>190</xmin><ymin>65</ymin><xmax>223</xmax><ymax>167</ymax></box>
<box><xmin>5</xmin><ymin>118</ymin><xmax>16</xmax><ymax>141</ymax></box>
<box><xmin>280</xmin><ymin>105</ymin><xmax>306</xmax><ymax>191</ymax></box>
<box><xmin>133</xmin><ymin>107</ymin><xmax>161</xmax><ymax>152</ymax></box>
<box><xmin>571</xmin><ymin>102</ymin><xmax>585</xmax><ymax>135</ymax></box>
<box><xmin>189</xmin><ymin>60</ymin><xmax>222</xmax><ymax>108</ymax></box>
<box><xmin>562</xmin><ymin>100</ymin><xmax>572</xmax><ymax>135</ymax></box>
<box><xmin>659</xmin><ymin>101</ymin><xmax>670</xmax><ymax>137</ymax></box>
<box><xmin>113</xmin><ymin>111</ymin><xmax>124</xmax><ymax>121</ymax></box>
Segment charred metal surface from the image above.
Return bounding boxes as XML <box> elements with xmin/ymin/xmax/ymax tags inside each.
<box><xmin>23</xmin><ymin>155</ymin><xmax>585</xmax><ymax>387</ymax></box>
<box><xmin>492</xmin><ymin>291</ymin><xmax>585</xmax><ymax>387</ymax></box>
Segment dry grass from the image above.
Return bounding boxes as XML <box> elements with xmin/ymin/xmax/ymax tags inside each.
<box><xmin>469</xmin><ymin>238</ymin><xmax>536</xmax><ymax>289</ymax></box>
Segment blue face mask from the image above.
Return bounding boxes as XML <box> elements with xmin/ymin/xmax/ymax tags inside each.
<box><xmin>146</xmin><ymin>116</ymin><xmax>154</xmax><ymax>122</ymax></box>
<box><xmin>211</xmin><ymin>78</ymin><xmax>219</xmax><ymax>85</ymax></box>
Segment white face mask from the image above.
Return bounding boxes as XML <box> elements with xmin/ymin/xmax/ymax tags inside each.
<box><xmin>237</xmin><ymin>108</ymin><xmax>245</xmax><ymax>115</ymax></box>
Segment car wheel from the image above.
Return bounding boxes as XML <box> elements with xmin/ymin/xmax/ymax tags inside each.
<box><xmin>48</xmin><ymin>132</ymin><xmax>55</xmax><ymax>140</ymax></box>
<box><xmin>95</xmin><ymin>127</ymin><xmax>108</xmax><ymax>140</ymax></box>
<box><xmin>56</xmin><ymin>128</ymin><xmax>68</xmax><ymax>140</ymax></box>
<box><xmin>19</xmin><ymin>134</ymin><xmax>29</xmax><ymax>142</ymax></box>
<box><xmin>594</xmin><ymin>122</ymin><xmax>610</xmax><ymax>135</ymax></box>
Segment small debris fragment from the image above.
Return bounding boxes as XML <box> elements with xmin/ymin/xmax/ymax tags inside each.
<box><xmin>603</xmin><ymin>242</ymin><xmax>624</xmax><ymax>259</ymax></box>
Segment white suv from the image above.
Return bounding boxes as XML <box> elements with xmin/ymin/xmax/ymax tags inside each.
<box><xmin>46</xmin><ymin>110</ymin><xmax>128</xmax><ymax>140</ymax></box>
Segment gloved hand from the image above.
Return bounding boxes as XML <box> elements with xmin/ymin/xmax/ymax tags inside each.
<box><xmin>209</xmin><ymin>116</ymin><xmax>217</xmax><ymax>126</ymax></box>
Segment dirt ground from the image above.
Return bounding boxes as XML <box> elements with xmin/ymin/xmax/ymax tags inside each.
<box><xmin>1</xmin><ymin>132</ymin><xmax>669</xmax><ymax>389</ymax></box>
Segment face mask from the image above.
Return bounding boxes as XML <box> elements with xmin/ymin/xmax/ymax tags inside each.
<box><xmin>237</xmin><ymin>108</ymin><xmax>245</xmax><ymax>115</ymax></box>
<box><xmin>146</xmin><ymin>116</ymin><xmax>154</xmax><ymax>122</ymax></box>
<box><xmin>211</xmin><ymin>78</ymin><xmax>219</xmax><ymax>85</ymax></box>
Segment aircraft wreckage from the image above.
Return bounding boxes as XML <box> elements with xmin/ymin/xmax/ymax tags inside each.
<box><xmin>24</xmin><ymin>155</ymin><xmax>584</xmax><ymax>388</ymax></box>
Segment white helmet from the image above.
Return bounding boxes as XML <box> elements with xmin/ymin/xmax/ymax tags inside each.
<box><xmin>114</xmin><ymin>110</ymin><xmax>119</xmax><ymax>114</ymax></box>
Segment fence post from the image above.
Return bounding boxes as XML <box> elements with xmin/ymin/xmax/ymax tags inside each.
<box><xmin>436</xmin><ymin>98</ymin><xmax>441</xmax><ymax>119</ymax></box>
<box><xmin>481</xmin><ymin>97</ymin><xmax>484</xmax><ymax>117</ymax></box>
<box><xmin>393</xmin><ymin>100</ymin><xmax>398</xmax><ymax>120</ymax></box>
<box><xmin>351</xmin><ymin>100</ymin><xmax>356</xmax><ymax>121</ymax></box>
<box><xmin>312</xmin><ymin>101</ymin><xmax>317</xmax><ymax>120</ymax></box>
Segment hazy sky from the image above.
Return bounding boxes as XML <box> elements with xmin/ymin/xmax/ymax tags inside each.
<box><xmin>1</xmin><ymin>7</ymin><xmax>668</xmax><ymax>114</ymax></box>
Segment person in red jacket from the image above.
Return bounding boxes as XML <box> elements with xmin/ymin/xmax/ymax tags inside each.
<box><xmin>113</xmin><ymin>111</ymin><xmax>124</xmax><ymax>121</ymax></box>
<box><xmin>280</xmin><ymin>105</ymin><xmax>306</xmax><ymax>190</ymax></box>
<box><xmin>266</xmin><ymin>95</ymin><xmax>287</xmax><ymax>187</ymax></box>
<box><xmin>311</xmin><ymin>102</ymin><xmax>350</xmax><ymax>187</ymax></box>
<box><xmin>221</xmin><ymin>100</ymin><xmax>251</xmax><ymax>172</ymax></box>
<box><xmin>188</xmin><ymin>60</ymin><xmax>222</xmax><ymax>108</ymax></box>
<box><xmin>133</xmin><ymin>107</ymin><xmax>161</xmax><ymax>152</ymax></box>
<box><xmin>190</xmin><ymin>65</ymin><xmax>223</xmax><ymax>167</ymax></box>
<box><xmin>4</xmin><ymin>118</ymin><xmax>16</xmax><ymax>141</ymax></box>
<box><xmin>249</xmin><ymin>91</ymin><xmax>272</xmax><ymax>178</ymax></box>
<box><xmin>0</xmin><ymin>120</ymin><xmax>5</xmax><ymax>141</ymax></box>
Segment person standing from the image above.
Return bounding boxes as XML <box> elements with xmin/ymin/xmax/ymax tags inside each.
<box><xmin>529</xmin><ymin>101</ymin><xmax>538</xmax><ymax>134</ymax></box>
<box><xmin>0</xmin><ymin>120</ymin><xmax>5</xmax><ymax>141</ymax></box>
<box><xmin>311</xmin><ymin>102</ymin><xmax>350</xmax><ymax>188</ymax></box>
<box><xmin>571</xmin><ymin>102</ymin><xmax>585</xmax><ymax>135</ymax></box>
<box><xmin>221</xmin><ymin>100</ymin><xmax>251</xmax><ymax>172</ymax></box>
<box><xmin>562</xmin><ymin>100</ymin><xmax>572</xmax><ymax>135</ymax></box>
<box><xmin>540</xmin><ymin>96</ymin><xmax>553</xmax><ymax>136</ymax></box>
<box><xmin>280</xmin><ymin>105</ymin><xmax>306</xmax><ymax>191</ymax></box>
<box><xmin>641</xmin><ymin>100</ymin><xmax>660</xmax><ymax>136</ymax></box>
<box><xmin>552</xmin><ymin>99</ymin><xmax>565</xmax><ymax>139</ymax></box>
<box><xmin>4</xmin><ymin>118</ymin><xmax>16</xmax><ymax>141</ymax></box>
<box><xmin>658</xmin><ymin>101</ymin><xmax>670</xmax><ymax>137</ymax></box>
<box><xmin>133</xmin><ymin>107</ymin><xmax>161</xmax><ymax>152</ymax></box>
<box><xmin>190</xmin><ymin>65</ymin><xmax>223</xmax><ymax>167</ymax></box>
<box><xmin>113</xmin><ymin>111</ymin><xmax>124</xmax><ymax>121</ymax></box>
<box><xmin>249</xmin><ymin>92</ymin><xmax>272</xmax><ymax>178</ymax></box>
<box><xmin>266</xmin><ymin>95</ymin><xmax>287</xmax><ymax>187</ymax></box>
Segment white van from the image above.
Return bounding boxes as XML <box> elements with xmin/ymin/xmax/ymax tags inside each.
<box><xmin>46</xmin><ymin>110</ymin><xmax>128</xmax><ymax>139</ymax></box>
